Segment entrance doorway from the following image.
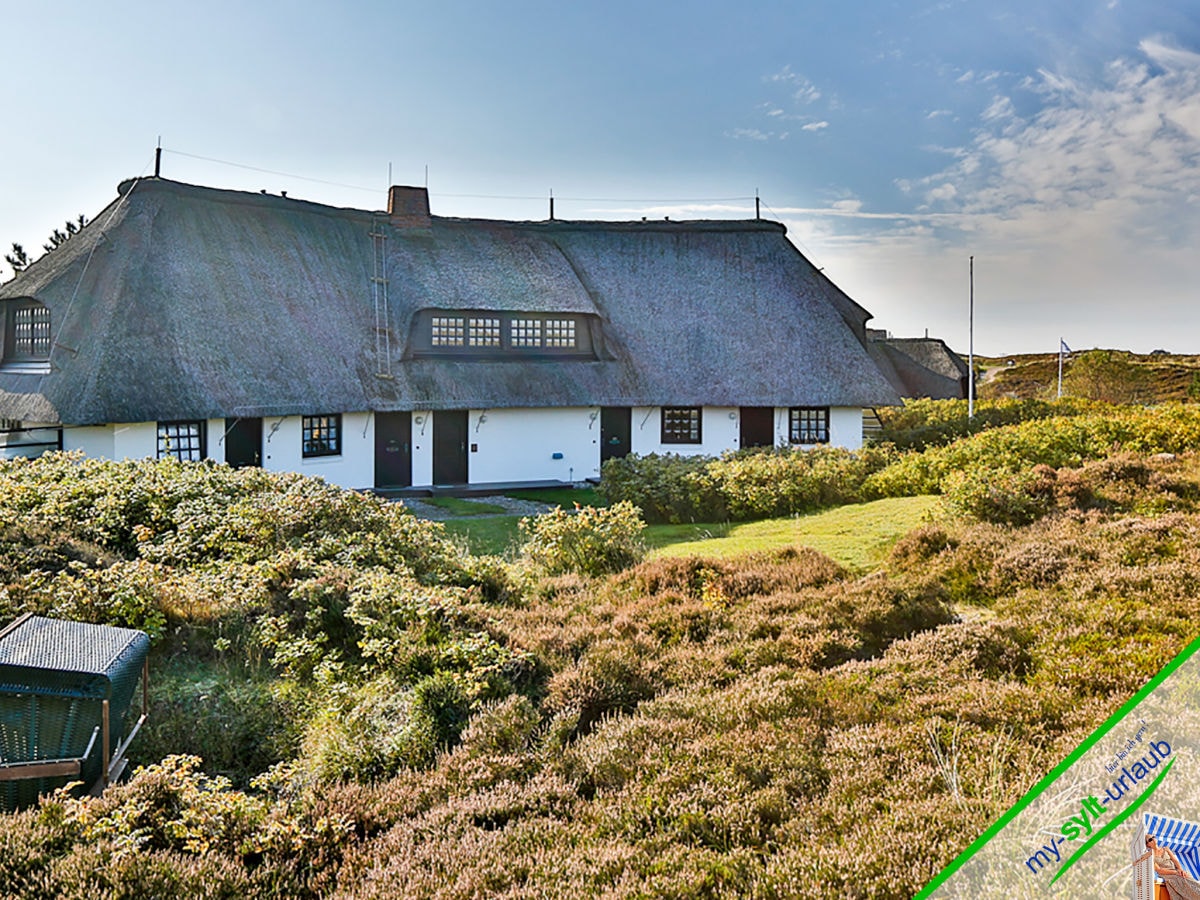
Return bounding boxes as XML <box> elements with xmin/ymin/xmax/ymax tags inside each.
<box><xmin>432</xmin><ymin>410</ymin><xmax>469</xmax><ymax>484</ymax></box>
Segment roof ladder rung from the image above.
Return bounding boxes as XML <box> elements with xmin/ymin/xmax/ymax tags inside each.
<box><xmin>370</xmin><ymin>219</ymin><xmax>393</xmax><ymax>378</ymax></box>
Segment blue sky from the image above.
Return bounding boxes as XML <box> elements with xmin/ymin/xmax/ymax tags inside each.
<box><xmin>3</xmin><ymin>0</ymin><xmax>1198</xmax><ymax>354</ymax></box>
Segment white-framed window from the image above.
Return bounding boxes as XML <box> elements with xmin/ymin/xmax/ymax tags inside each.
<box><xmin>302</xmin><ymin>414</ymin><xmax>342</xmax><ymax>458</ymax></box>
<box><xmin>544</xmin><ymin>318</ymin><xmax>577</xmax><ymax>348</ymax></box>
<box><xmin>661</xmin><ymin>407</ymin><xmax>702</xmax><ymax>444</ymax></box>
<box><xmin>431</xmin><ymin>316</ymin><xmax>465</xmax><ymax>347</ymax></box>
<box><xmin>789</xmin><ymin>407</ymin><xmax>829</xmax><ymax>444</ymax></box>
<box><xmin>157</xmin><ymin>421</ymin><xmax>206</xmax><ymax>461</ymax></box>
<box><xmin>468</xmin><ymin>317</ymin><xmax>501</xmax><ymax>347</ymax></box>
<box><xmin>510</xmin><ymin>318</ymin><xmax>543</xmax><ymax>348</ymax></box>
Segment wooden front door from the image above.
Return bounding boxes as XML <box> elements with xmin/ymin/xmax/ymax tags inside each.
<box><xmin>224</xmin><ymin>418</ymin><xmax>262</xmax><ymax>467</ymax></box>
<box><xmin>374</xmin><ymin>412</ymin><xmax>412</xmax><ymax>488</ymax></box>
<box><xmin>739</xmin><ymin>407</ymin><xmax>775</xmax><ymax>449</ymax></box>
<box><xmin>600</xmin><ymin>407</ymin><xmax>632</xmax><ymax>463</ymax></box>
<box><xmin>433</xmin><ymin>411</ymin><xmax>469</xmax><ymax>485</ymax></box>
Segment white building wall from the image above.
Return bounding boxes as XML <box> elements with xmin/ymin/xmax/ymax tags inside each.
<box><xmin>828</xmin><ymin>407</ymin><xmax>864</xmax><ymax>451</ymax></box>
<box><xmin>261</xmin><ymin>412</ymin><xmax>373</xmax><ymax>490</ymax></box>
<box><xmin>466</xmin><ymin>407</ymin><xmax>600</xmax><ymax>484</ymax></box>
<box><xmin>112</xmin><ymin>422</ymin><xmax>157</xmax><ymax>459</ymax></box>
<box><xmin>411</xmin><ymin>413</ymin><xmax>434</xmax><ymax>488</ymax></box>
<box><xmin>629</xmin><ymin>406</ymin><xmax>741</xmax><ymax>457</ymax></box>
<box><xmin>768</xmin><ymin>406</ymin><xmax>863</xmax><ymax>451</ymax></box>
<box><xmin>62</xmin><ymin>426</ymin><xmax>115</xmax><ymax>458</ymax></box>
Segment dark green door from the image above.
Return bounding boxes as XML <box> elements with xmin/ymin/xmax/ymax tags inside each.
<box><xmin>224</xmin><ymin>418</ymin><xmax>262</xmax><ymax>467</ymax></box>
<box><xmin>433</xmin><ymin>411</ymin><xmax>468</xmax><ymax>485</ymax></box>
<box><xmin>600</xmin><ymin>407</ymin><xmax>632</xmax><ymax>463</ymax></box>
<box><xmin>374</xmin><ymin>412</ymin><xmax>412</xmax><ymax>488</ymax></box>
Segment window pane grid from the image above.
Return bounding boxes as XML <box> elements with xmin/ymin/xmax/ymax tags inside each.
<box><xmin>662</xmin><ymin>407</ymin><xmax>702</xmax><ymax>444</ymax></box>
<box><xmin>13</xmin><ymin>306</ymin><xmax>51</xmax><ymax>357</ymax></box>
<box><xmin>510</xmin><ymin>318</ymin><xmax>542</xmax><ymax>347</ymax></box>
<box><xmin>468</xmin><ymin>317</ymin><xmax>501</xmax><ymax>347</ymax></box>
<box><xmin>302</xmin><ymin>415</ymin><xmax>341</xmax><ymax>458</ymax></box>
<box><xmin>431</xmin><ymin>316</ymin><xmax>465</xmax><ymax>347</ymax></box>
<box><xmin>789</xmin><ymin>407</ymin><xmax>829</xmax><ymax>444</ymax></box>
<box><xmin>545</xmin><ymin>318</ymin><xmax>576</xmax><ymax>348</ymax></box>
<box><xmin>157</xmin><ymin>421</ymin><xmax>205</xmax><ymax>462</ymax></box>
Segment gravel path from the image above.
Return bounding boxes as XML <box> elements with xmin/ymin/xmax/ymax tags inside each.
<box><xmin>399</xmin><ymin>495</ymin><xmax>557</xmax><ymax>520</ymax></box>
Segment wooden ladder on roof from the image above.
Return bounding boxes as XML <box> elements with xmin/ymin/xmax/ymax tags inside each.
<box><xmin>370</xmin><ymin>219</ymin><xmax>394</xmax><ymax>379</ymax></box>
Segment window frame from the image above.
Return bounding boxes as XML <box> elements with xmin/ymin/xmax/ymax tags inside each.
<box><xmin>414</xmin><ymin>310</ymin><xmax>592</xmax><ymax>358</ymax></box>
<box><xmin>661</xmin><ymin>406</ymin><xmax>703</xmax><ymax>445</ymax></box>
<box><xmin>156</xmin><ymin>420</ymin><xmax>207</xmax><ymax>462</ymax></box>
<box><xmin>788</xmin><ymin>406</ymin><xmax>830</xmax><ymax>445</ymax></box>
<box><xmin>2</xmin><ymin>299</ymin><xmax>52</xmax><ymax>364</ymax></box>
<box><xmin>302</xmin><ymin>414</ymin><xmax>342</xmax><ymax>458</ymax></box>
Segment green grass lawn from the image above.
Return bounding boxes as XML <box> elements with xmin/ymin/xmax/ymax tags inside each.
<box><xmin>502</xmin><ymin>486</ymin><xmax>604</xmax><ymax>507</ymax></box>
<box><xmin>442</xmin><ymin>495</ymin><xmax>943</xmax><ymax>568</ymax></box>
<box><xmin>441</xmin><ymin>516</ymin><xmax>524</xmax><ymax>556</ymax></box>
<box><xmin>422</xmin><ymin>496</ymin><xmax>510</xmax><ymax>516</ymax></box>
<box><xmin>644</xmin><ymin>495</ymin><xmax>943</xmax><ymax>571</ymax></box>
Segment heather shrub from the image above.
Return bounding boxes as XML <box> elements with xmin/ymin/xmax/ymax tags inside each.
<box><xmin>519</xmin><ymin>501</ymin><xmax>646</xmax><ymax>576</ymax></box>
<box><xmin>942</xmin><ymin>466</ymin><xmax>1056</xmax><ymax>525</ymax></box>
<box><xmin>884</xmin><ymin>621</ymin><xmax>1033</xmax><ymax>679</ymax></box>
<box><xmin>543</xmin><ymin>639</ymin><xmax>663</xmax><ymax>736</ymax></box>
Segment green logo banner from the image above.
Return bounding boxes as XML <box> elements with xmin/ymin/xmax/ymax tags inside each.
<box><xmin>917</xmin><ymin>634</ymin><xmax>1200</xmax><ymax>898</ymax></box>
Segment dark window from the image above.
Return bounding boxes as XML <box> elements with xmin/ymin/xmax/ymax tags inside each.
<box><xmin>661</xmin><ymin>407</ymin><xmax>702</xmax><ymax>444</ymax></box>
<box><xmin>789</xmin><ymin>407</ymin><xmax>830</xmax><ymax>444</ymax></box>
<box><xmin>157</xmin><ymin>421</ymin><xmax>206</xmax><ymax>461</ymax></box>
<box><xmin>302</xmin><ymin>414</ymin><xmax>342</xmax><ymax>458</ymax></box>
<box><xmin>3</xmin><ymin>300</ymin><xmax>51</xmax><ymax>362</ymax></box>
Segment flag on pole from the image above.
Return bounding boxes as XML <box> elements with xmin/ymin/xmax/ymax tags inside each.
<box><xmin>1060</xmin><ymin>339</ymin><xmax>1071</xmax><ymax>354</ymax></box>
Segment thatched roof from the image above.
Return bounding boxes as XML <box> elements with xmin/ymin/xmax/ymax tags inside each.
<box><xmin>0</xmin><ymin>178</ymin><xmax>902</xmax><ymax>425</ymax></box>
<box><xmin>869</xmin><ymin>337</ymin><xmax>968</xmax><ymax>400</ymax></box>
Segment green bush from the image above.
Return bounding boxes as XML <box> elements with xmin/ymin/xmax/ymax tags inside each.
<box><xmin>519</xmin><ymin>502</ymin><xmax>646</xmax><ymax>576</ymax></box>
<box><xmin>598</xmin><ymin>454</ymin><xmax>721</xmax><ymax>523</ymax></box>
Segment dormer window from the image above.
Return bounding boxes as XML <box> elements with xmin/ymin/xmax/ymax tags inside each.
<box><xmin>3</xmin><ymin>299</ymin><xmax>51</xmax><ymax>365</ymax></box>
<box><xmin>413</xmin><ymin>310</ymin><xmax>595</xmax><ymax>358</ymax></box>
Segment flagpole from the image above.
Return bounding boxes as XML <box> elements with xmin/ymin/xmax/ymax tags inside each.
<box><xmin>968</xmin><ymin>256</ymin><xmax>975</xmax><ymax>419</ymax></box>
<box><xmin>1057</xmin><ymin>339</ymin><xmax>1063</xmax><ymax>399</ymax></box>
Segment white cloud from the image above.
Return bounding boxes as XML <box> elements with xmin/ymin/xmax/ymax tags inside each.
<box><xmin>767</xmin><ymin>65</ymin><xmax>822</xmax><ymax>104</ymax></box>
<box><xmin>801</xmin><ymin>121</ymin><xmax>829</xmax><ymax>132</ymax></box>
<box><xmin>725</xmin><ymin>128</ymin><xmax>772</xmax><ymax>141</ymax></box>
<box><xmin>926</xmin><ymin>183</ymin><xmax>957</xmax><ymax>203</ymax></box>
<box><xmin>785</xmin><ymin>38</ymin><xmax>1200</xmax><ymax>353</ymax></box>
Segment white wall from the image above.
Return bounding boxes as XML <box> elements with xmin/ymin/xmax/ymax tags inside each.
<box><xmin>112</xmin><ymin>422</ymin><xmax>157</xmax><ymax>459</ymax></box>
<box><xmin>466</xmin><ymin>407</ymin><xmax>599</xmax><ymax>484</ymax></box>
<box><xmin>62</xmin><ymin>425</ymin><xmax>115</xmax><ymax>458</ymax></box>
<box><xmin>768</xmin><ymin>406</ymin><xmax>863</xmax><ymax>451</ymax></box>
<box><xmin>828</xmin><ymin>407</ymin><xmax>864</xmax><ymax>451</ymax></box>
<box><xmin>261</xmin><ymin>412</ymin><xmax>373</xmax><ymax>490</ymax></box>
<box><xmin>630</xmin><ymin>406</ymin><xmax>741</xmax><ymax>457</ymax></box>
<box><xmin>411</xmin><ymin>413</ymin><xmax>434</xmax><ymax>487</ymax></box>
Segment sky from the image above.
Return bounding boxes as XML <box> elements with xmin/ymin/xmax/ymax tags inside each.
<box><xmin>2</xmin><ymin>0</ymin><xmax>1198</xmax><ymax>355</ymax></box>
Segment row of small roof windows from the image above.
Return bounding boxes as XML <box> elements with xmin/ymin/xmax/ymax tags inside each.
<box><xmin>430</xmin><ymin>314</ymin><xmax>579</xmax><ymax>350</ymax></box>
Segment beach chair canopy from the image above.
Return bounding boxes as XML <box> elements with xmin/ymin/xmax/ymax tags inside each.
<box><xmin>0</xmin><ymin>614</ymin><xmax>150</xmax><ymax>810</ymax></box>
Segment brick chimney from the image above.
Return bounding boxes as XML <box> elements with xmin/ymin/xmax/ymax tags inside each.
<box><xmin>387</xmin><ymin>186</ymin><xmax>431</xmax><ymax>227</ymax></box>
